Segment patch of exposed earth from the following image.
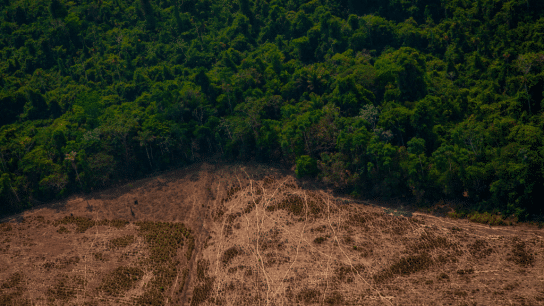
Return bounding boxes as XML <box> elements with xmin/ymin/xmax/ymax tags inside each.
<box><xmin>1</xmin><ymin>161</ymin><xmax>543</xmax><ymax>305</ymax></box>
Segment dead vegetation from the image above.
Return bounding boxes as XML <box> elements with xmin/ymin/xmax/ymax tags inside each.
<box><xmin>57</xmin><ymin>225</ymin><xmax>70</xmax><ymax>234</ymax></box>
<box><xmin>324</xmin><ymin>290</ymin><xmax>345</xmax><ymax>305</ymax></box>
<box><xmin>373</xmin><ymin>253</ymin><xmax>434</xmax><ymax>283</ymax></box>
<box><xmin>0</xmin><ymin>222</ymin><xmax>12</xmax><ymax>232</ymax></box>
<box><xmin>0</xmin><ymin>272</ymin><xmax>29</xmax><ymax>306</ymax></box>
<box><xmin>135</xmin><ymin>221</ymin><xmax>193</xmax><ymax>305</ymax></box>
<box><xmin>468</xmin><ymin>239</ymin><xmax>494</xmax><ymax>259</ymax></box>
<box><xmin>53</xmin><ymin>216</ymin><xmax>129</xmax><ymax>233</ymax></box>
<box><xmin>43</xmin><ymin>256</ymin><xmax>80</xmax><ymax>270</ymax></box>
<box><xmin>266</xmin><ymin>194</ymin><xmax>305</xmax><ymax>216</ymax></box>
<box><xmin>98</xmin><ymin>266</ymin><xmax>143</xmax><ymax>296</ymax></box>
<box><xmin>1</xmin><ymin>164</ymin><xmax>544</xmax><ymax>305</ymax></box>
<box><xmin>406</xmin><ymin>232</ymin><xmax>457</xmax><ymax>253</ymax></box>
<box><xmin>221</xmin><ymin>246</ymin><xmax>240</xmax><ymax>266</ymax></box>
<box><xmin>54</xmin><ymin>215</ymin><xmax>98</xmax><ymax>233</ymax></box>
<box><xmin>109</xmin><ymin>234</ymin><xmax>135</xmax><ymax>249</ymax></box>
<box><xmin>1</xmin><ymin>272</ymin><xmax>23</xmax><ymax>289</ymax></box>
<box><xmin>191</xmin><ymin>259</ymin><xmax>215</xmax><ymax>306</ymax></box>
<box><xmin>313</xmin><ymin>236</ymin><xmax>327</xmax><ymax>244</ymax></box>
<box><xmin>296</xmin><ymin>287</ymin><xmax>321</xmax><ymax>304</ymax></box>
<box><xmin>191</xmin><ymin>170</ymin><xmax>544</xmax><ymax>305</ymax></box>
<box><xmin>508</xmin><ymin>237</ymin><xmax>535</xmax><ymax>266</ymax></box>
<box><xmin>46</xmin><ymin>275</ymin><xmax>85</xmax><ymax>303</ymax></box>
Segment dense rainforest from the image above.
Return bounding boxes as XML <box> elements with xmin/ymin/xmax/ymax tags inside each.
<box><xmin>1</xmin><ymin>0</ymin><xmax>544</xmax><ymax>220</ymax></box>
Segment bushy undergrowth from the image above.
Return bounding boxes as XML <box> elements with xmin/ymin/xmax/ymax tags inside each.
<box><xmin>448</xmin><ymin>211</ymin><xmax>513</xmax><ymax>226</ymax></box>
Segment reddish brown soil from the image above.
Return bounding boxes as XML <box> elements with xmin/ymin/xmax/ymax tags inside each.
<box><xmin>1</xmin><ymin>162</ymin><xmax>543</xmax><ymax>305</ymax></box>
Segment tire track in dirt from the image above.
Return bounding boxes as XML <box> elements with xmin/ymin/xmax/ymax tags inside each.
<box><xmin>212</xmin><ymin>171</ymin><xmax>240</xmax><ymax>299</ymax></box>
<box><xmin>82</xmin><ymin>208</ymin><xmax>100</xmax><ymax>301</ymax></box>
<box><xmin>177</xmin><ymin>169</ymin><xmax>212</xmax><ymax>306</ymax></box>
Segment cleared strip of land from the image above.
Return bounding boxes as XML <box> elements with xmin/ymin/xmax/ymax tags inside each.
<box><xmin>1</xmin><ymin>162</ymin><xmax>543</xmax><ymax>305</ymax></box>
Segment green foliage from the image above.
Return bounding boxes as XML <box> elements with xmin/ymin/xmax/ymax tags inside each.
<box><xmin>0</xmin><ymin>0</ymin><xmax>544</xmax><ymax>220</ymax></box>
<box><xmin>296</xmin><ymin>155</ymin><xmax>318</xmax><ymax>178</ymax></box>
<box><xmin>49</xmin><ymin>0</ymin><xmax>67</xmax><ymax>19</ymax></box>
<box><xmin>467</xmin><ymin>211</ymin><xmax>508</xmax><ymax>226</ymax></box>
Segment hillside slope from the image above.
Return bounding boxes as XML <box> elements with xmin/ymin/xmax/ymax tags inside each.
<box><xmin>1</xmin><ymin>0</ymin><xmax>544</xmax><ymax>220</ymax></box>
<box><xmin>1</xmin><ymin>163</ymin><xmax>543</xmax><ymax>305</ymax></box>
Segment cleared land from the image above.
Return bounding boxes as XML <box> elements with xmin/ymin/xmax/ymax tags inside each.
<box><xmin>1</xmin><ymin>162</ymin><xmax>543</xmax><ymax>305</ymax></box>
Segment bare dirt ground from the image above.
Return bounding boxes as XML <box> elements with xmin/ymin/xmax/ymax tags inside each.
<box><xmin>1</xmin><ymin>161</ymin><xmax>544</xmax><ymax>305</ymax></box>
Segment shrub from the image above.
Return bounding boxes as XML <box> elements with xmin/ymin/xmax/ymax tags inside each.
<box><xmin>314</xmin><ymin>236</ymin><xmax>327</xmax><ymax>244</ymax></box>
<box><xmin>221</xmin><ymin>247</ymin><xmax>240</xmax><ymax>267</ymax></box>
<box><xmin>57</xmin><ymin>226</ymin><xmax>70</xmax><ymax>234</ymax></box>
<box><xmin>438</xmin><ymin>272</ymin><xmax>449</xmax><ymax>280</ymax></box>
<box><xmin>295</xmin><ymin>155</ymin><xmax>318</xmax><ymax>178</ymax></box>
<box><xmin>447</xmin><ymin>211</ymin><xmax>464</xmax><ymax>219</ymax></box>
<box><xmin>468</xmin><ymin>212</ymin><xmax>507</xmax><ymax>226</ymax></box>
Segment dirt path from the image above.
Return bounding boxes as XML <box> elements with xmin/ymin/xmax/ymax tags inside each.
<box><xmin>178</xmin><ymin>171</ymin><xmax>213</xmax><ymax>306</ymax></box>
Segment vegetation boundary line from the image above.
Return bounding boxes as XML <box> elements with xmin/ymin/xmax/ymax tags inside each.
<box><xmin>0</xmin><ymin>154</ymin><xmax>222</xmax><ymax>223</ymax></box>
